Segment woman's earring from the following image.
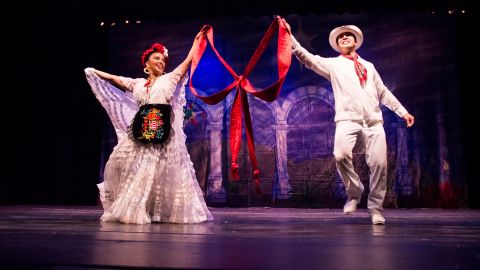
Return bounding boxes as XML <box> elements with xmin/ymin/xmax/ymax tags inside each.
<box><xmin>143</xmin><ymin>67</ymin><xmax>150</xmax><ymax>74</ymax></box>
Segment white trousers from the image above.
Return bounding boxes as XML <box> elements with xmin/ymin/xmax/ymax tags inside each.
<box><xmin>333</xmin><ymin>120</ymin><xmax>387</xmax><ymax>214</ymax></box>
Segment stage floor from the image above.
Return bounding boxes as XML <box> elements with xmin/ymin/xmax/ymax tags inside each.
<box><xmin>1</xmin><ymin>206</ymin><xmax>479</xmax><ymax>269</ymax></box>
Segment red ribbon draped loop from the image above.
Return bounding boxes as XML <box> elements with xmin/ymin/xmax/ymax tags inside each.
<box><xmin>189</xmin><ymin>17</ymin><xmax>291</xmax><ymax>195</ymax></box>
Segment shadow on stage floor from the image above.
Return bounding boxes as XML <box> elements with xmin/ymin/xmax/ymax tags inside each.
<box><xmin>1</xmin><ymin>205</ymin><xmax>479</xmax><ymax>270</ymax></box>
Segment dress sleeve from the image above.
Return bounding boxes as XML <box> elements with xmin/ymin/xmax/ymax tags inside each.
<box><xmin>164</xmin><ymin>64</ymin><xmax>185</xmax><ymax>102</ymax></box>
<box><xmin>84</xmin><ymin>68</ymin><xmax>139</xmax><ymax>140</ymax></box>
<box><xmin>117</xmin><ymin>76</ymin><xmax>142</xmax><ymax>92</ymax></box>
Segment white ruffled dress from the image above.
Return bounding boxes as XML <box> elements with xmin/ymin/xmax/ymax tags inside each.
<box><xmin>84</xmin><ymin>66</ymin><xmax>213</xmax><ymax>224</ymax></box>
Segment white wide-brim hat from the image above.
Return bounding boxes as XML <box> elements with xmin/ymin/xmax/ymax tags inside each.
<box><xmin>328</xmin><ymin>25</ymin><xmax>363</xmax><ymax>52</ymax></box>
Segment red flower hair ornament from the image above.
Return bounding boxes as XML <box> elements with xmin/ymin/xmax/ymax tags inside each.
<box><xmin>141</xmin><ymin>43</ymin><xmax>169</xmax><ymax>67</ymax></box>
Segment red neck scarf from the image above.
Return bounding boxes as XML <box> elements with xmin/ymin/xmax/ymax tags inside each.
<box><xmin>342</xmin><ymin>53</ymin><xmax>367</xmax><ymax>87</ymax></box>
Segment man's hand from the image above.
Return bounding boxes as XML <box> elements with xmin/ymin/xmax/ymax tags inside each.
<box><xmin>403</xmin><ymin>113</ymin><xmax>415</xmax><ymax>127</ymax></box>
<box><xmin>279</xmin><ymin>16</ymin><xmax>292</xmax><ymax>35</ymax></box>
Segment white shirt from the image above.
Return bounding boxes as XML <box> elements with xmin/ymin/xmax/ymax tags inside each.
<box><xmin>292</xmin><ymin>36</ymin><xmax>408</xmax><ymax>123</ymax></box>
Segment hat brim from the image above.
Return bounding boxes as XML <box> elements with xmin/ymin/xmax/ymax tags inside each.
<box><xmin>329</xmin><ymin>25</ymin><xmax>363</xmax><ymax>53</ymax></box>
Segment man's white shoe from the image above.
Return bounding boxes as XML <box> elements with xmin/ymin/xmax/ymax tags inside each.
<box><xmin>343</xmin><ymin>197</ymin><xmax>359</xmax><ymax>214</ymax></box>
<box><xmin>371</xmin><ymin>213</ymin><xmax>386</xmax><ymax>225</ymax></box>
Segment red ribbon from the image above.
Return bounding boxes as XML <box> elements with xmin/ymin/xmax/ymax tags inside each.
<box><xmin>189</xmin><ymin>17</ymin><xmax>291</xmax><ymax>194</ymax></box>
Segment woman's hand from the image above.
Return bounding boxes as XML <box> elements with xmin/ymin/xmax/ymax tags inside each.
<box><xmin>179</xmin><ymin>28</ymin><xmax>207</xmax><ymax>79</ymax></box>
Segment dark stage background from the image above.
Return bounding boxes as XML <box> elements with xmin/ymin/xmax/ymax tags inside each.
<box><xmin>3</xmin><ymin>0</ymin><xmax>477</xmax><ymax>208</ymax></box>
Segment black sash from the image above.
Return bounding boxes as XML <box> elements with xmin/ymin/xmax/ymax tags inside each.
<box><xmin>131</xmin><ymin>104</ymin><xmax>172</xmax><ymax>144</ymax></box>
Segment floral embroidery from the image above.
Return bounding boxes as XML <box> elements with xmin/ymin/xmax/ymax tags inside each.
<box><xmin>138</xmin><ymin>107</ymin><xmax>165</xmax><ymax>141</ymax></box>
